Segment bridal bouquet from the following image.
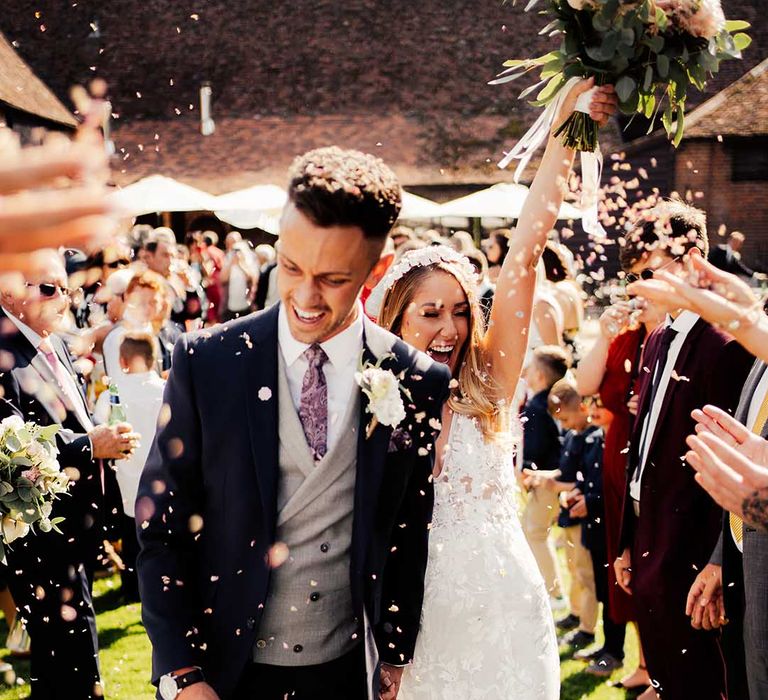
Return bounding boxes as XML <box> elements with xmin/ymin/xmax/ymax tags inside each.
<box><xmin>495</xmin><ymin>0</ymin><xmax>751</xmax><ymax>151</ymax></box>
<box><xmin>0</xmin><ymin>416</ymin><xmax>69</xmax><ymax>562</ymax></box>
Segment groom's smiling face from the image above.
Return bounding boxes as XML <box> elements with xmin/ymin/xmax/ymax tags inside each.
<box><xmin>278</xmin><ymin>202</ymin><xmax>382</xmax><ymax>344</ymax></box>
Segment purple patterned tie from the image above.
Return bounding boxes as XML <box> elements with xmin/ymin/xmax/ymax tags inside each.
<box><xmin>298</xmin><ymin>344</ymin><xmax>329</xmax><ymax>461</ymax></box>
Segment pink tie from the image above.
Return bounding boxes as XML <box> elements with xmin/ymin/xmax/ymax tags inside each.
<box><xmin>39</xmin><ymin>339</ymin><xmax>104</xmax><ymax>493</ymax></box>
<box><xmin>39</xmin><ymin>339</ymin><xmax>83</xmax><ymax>413</ymax></box>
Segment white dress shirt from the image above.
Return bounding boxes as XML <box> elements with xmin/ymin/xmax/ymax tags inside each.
<box><xmin>2</xmin><ymin>308</ymin><xmax>93</xmax><ymax>430</ymax></box>
<box><xmin>630</xmin><ymin>310</ymin><xmax>700</xmax><ymax>501</ymax></box>
<box><xmin>277</xmin><ymin>304</ymin><xmax>364</xmax><ymax>452</ymax></box>
<box><xmin>94</xmin><ymin>371</ymin><xmax>166</xmax><ymax>517</ymax></box>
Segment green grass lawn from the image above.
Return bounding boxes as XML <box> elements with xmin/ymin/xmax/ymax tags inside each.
<box><xmin>0</xmin><ymin>548</ymin><xmax>640</xmax><ymax>699</ymax></box>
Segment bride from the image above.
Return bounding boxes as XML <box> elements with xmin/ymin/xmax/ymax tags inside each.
<box><xmin>369</xmin><ymin>79</ymin><xmax>617</xmax><ymax>699</ymax></box>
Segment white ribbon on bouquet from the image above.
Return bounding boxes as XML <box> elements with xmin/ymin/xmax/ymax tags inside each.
<box><xmin>498</xmin><ymin>76</ymin><xmax>607</xmax><ymax>238</ymax></box>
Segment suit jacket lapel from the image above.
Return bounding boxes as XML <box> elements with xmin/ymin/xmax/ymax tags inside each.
<box><xmin>736</xmin><ymin>360</ymin><xmax>767</xmax><ymax>426</ymax></box>
<box><xmin>50</xmin><ymin>335</ymin><xmax>93</xmax><ymax>431</ymax></box>
<box><xmin>351</xmin><ymin>319</ymin><xmax>396</xmax><ymax>574</ymax></box>
<box><xmin>53</xmin><ymin>336</ymin><xmax>89</xmax><ymax>408</ymax></box>
<box><xmin>646</xmin><ymin>319</ymin><xmax>706</xmax><ymax>460</ymax></box>
<box><xmin>245</xmin><ymin>305</ymin><xmax>280</xmax><ymax>541</ymax></box>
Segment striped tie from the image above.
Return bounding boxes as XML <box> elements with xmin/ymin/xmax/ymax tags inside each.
<box><xmin>730</xmin><ymin>387</ymin><xmax>768</xmax><ymax>548</ymax></box>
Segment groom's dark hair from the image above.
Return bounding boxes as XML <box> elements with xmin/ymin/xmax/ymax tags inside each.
<box><xmin>287</xmin><ymin>146</ymin><xmax>402</xmax><ymax>241</ymax></box>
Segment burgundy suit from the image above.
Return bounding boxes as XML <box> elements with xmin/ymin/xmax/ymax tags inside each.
<box><xmin>619</xmin><ymin>318</ymin><xmax>753</xmax><ymax>700</ymax></box>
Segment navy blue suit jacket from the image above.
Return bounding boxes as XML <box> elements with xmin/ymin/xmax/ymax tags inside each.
<box><xmin>136</xmin><ymin>304</ymin><xmax>451</xmax><ymax>699</ymax></box>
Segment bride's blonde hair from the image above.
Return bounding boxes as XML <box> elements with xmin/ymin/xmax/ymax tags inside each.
<box><xmin>377</xmin><ymin>258</ymin><xmax>507</xmax><ymax>440</ymax></box>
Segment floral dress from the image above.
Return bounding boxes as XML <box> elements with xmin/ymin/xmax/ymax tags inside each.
<box><xmin>400</xmin><ymin>414</ymin><xmax>559</xmax><ymax>700</ymax></box>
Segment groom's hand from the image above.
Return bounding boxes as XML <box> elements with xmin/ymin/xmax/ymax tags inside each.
<box><xmin>380</xmin><ymin>664</ymin><xmax>405</xmax><ymax>700</ymax></box>
<box><xmin>177</xmin><ymin>682</ymin><xmax>219</xmax><ymax>699</ymax></box>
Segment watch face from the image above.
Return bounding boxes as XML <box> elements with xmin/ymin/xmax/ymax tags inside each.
<box><xmin>158</xmin><ymin>675</ymin><xmax>179</xmax><ymax>700</ymax></box>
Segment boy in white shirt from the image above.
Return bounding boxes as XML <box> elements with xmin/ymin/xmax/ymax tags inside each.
<box><xmin>95</xmin><ymin>331</ymin><xmax>166</xmax><ymax>601</ymax></box>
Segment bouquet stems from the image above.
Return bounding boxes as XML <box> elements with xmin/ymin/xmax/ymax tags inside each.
<box><xmin>553</xmin><ymin>111</ymin><xmax>599</xmax><ymax>152</ymax></box>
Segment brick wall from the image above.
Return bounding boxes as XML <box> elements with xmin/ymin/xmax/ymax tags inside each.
<box><xmin>675</xmin><ymin>138</ymin><xmax>768</xmax><ymax>270</ymax></box>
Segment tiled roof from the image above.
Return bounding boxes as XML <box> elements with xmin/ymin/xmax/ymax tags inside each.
<box><xmin>3</xmin><ymin>1</ymin><xmax>764</xmax><ymax>124</ymax></box>
<box><xmin>0</xmin><ymin>30</ymin><xmax>76</xmax><ymax>127</ymax></box>
<box><xmin>685</xmin><ymin>57</ymin><xmax>768</xmax><ymax>138</ymax></box>
<box><xmin>111</xmin><ymin>111</ymin><xmax>624</xmax><ymax>191</ymax></box>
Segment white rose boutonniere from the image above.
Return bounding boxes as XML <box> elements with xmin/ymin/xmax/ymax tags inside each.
<box><xmin>355</xmin><ymin>356</ymin><xmax>410</xmax><ymax>439</ymax></box>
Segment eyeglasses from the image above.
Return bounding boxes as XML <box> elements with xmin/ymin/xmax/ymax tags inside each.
<box><xmin>625</xmin><ymin>256</ymin><xmax>680</xmax><ymax>284</ymax></box>
<box><xmin>25</xmin><ymin>283</ymin><xmax>70</xmax><ymax>298</ymax></box>
<box><xmin>106</xmin><ymin>259</ymin><xmax>131</xmax><ymax>269</ymax></box>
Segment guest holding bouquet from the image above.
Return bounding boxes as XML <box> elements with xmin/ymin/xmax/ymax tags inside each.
<box><xmin>0</xmin><ymin>249</ymin><xmax>140</xmax><ymax>699</ymax></box>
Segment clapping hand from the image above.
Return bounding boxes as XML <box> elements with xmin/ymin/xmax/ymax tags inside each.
<box><xmin>0</xmin><ymin>83</ymin><xmax>119</xmax><ymax>272</ymax></box>
<box><xmin>685</xmin><ymin>405</ymin><xmax>768</xmax><ymax>531</ymax></box>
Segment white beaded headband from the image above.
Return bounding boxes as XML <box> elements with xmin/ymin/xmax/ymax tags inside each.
<box><xmin>367</xmin><ymin>244</ymin><xmax>480</xmax><ymax>320</ymax></box>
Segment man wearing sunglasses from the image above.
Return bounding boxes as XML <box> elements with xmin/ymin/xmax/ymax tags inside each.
<box><xmin>614</xmin><ymin>201</ymin><xmax>754</xmax><ymax>700</ymax></box>
<box><xmin>0</xmin><ymin>249</ymin><xmax>140</xmax><ymax>699</ymax></box>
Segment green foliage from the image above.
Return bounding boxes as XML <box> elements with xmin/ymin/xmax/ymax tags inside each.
<box><xmin>494</xmin><ymin>0</ymin><xmax>751</xmax><ymax>151</ymax></box>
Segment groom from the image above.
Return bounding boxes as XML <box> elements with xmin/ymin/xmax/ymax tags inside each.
<box><xmin>136</xmin><ymin>146</ymin><xmax>451</xmax><ymax>700</ymax></box>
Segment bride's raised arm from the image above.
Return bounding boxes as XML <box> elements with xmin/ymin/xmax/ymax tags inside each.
<box><xmin>483</xmin><ymin>78</ymin><xmax>617</xmax><ymax>399</ymax></box>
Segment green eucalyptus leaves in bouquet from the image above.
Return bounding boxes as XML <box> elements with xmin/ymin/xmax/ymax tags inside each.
<box><xmin>494</xmin><ymin>0</ymin><xmax>752</xmax><ymax>152</ymax></box>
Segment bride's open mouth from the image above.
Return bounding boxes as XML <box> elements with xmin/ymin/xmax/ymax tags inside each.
<box><xmin>427</xmin><ymin>343</ymin><xmax>455</xmax><ymax>366</ymax></box>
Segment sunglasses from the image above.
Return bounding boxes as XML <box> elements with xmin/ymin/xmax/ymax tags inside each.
<box><xmin>625</xmin><ymin>256</ymin><xmax>680</xmax><ymax>284</ymax></box>
<box><xmin>25</xmin><ymin>282</ymin><xmax>70</xmax><ymax>298</ymax></box>
<box><xmin>106</xmin><ymin>259</ymin><xmax>131</xmax><ymax>269</ymax></box>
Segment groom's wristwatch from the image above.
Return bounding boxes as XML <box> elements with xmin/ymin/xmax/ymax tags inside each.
<box><xmin>158</xmin><ymin>668</ymin><xmax>205</xmax><ymax>699</ymax></box>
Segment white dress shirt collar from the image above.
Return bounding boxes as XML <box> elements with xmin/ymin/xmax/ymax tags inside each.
<box><xmin>278</xmin><ymin>302</ymin><xmax>364</xmax><ymax>369</ymax></box>
<box><xmin>667</xmin><ymin>309</ymin><xmax>700</xmax><ymax>335</ymax></box>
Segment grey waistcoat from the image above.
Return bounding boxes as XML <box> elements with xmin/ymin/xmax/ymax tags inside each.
<box><xmin>253</xmin><ymin>354</ymin><xmax>361</xmax><ymax>666</ymax></box>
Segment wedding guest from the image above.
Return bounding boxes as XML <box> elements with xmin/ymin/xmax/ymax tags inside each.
<box><xmin>464</xmin><ymin>248</ymin><xmax>494</xmax><ymax>323</ymax></box>
<box><xmin>615</xmin><ymin>201</ymin><xmax>753</xmax><ymax>700</ymax></box>
<box><xmin>482</xmin><ymin>228</ymin><xmax>511</xmax><ymax>285</ymax></box>
<box><xmin>626</xmin><ymin>253</ymin><xmax>768</xmax><ymax>368</ymax></box>
<box><xmin>0</xmin><ymin>249</ymin><xmax>139</xmax><ymax>699</ymax></box>
<box><xmin>254</xmin><ymin>242</ymin><xmax>281</xmax><ymax>311</ymax></box>
<box><xmin>448</xmin><ymin>230</ymin><xmax>475</xmax><ymax>253</ymax></box>
<box><xmin>542</xmin><ymin>380</ymin><xmax>600</xmax><ymax>652</ymax></box>
<box><xmin>708</xmin><ymin>231</ymin><xmax>759</xmax><ymax>279</ymax></box>
<box><xmin>102</xmin><ymin>270</ymin><xmax>167</xmax><ymax>378</ymax></box>
<box><xmin>521</xmin><ymin>345</ymin><xmax>570</xmax><ymax>603</ymax></box>
<box><xmin>575</xmin><ymin>397</ymin><xmax>623</xmax><ymax>677</ymax></box>
<box><xmin>94</xmin><ymin>332</ymin><xmax>165</xmax><ymax>603</ymax></box>
<box><xmin>143</xmin><ymin>231</ymin><xmax>207</xmax><ymax>328</ymax></box>
<box><xmin>221</xmin><ymin>241</ymin><xmax>259</xmax><ymax>322</ymax></box>
<box><xmin>616</xmin><ymin>236</ymin><xmax>768</xmax><ymax>697</ymax></box>
<box><xmin>575</xmin><ymin>298</ymin><xmax>664</xmax><ymax>694</ymax></box>
<box><xmin>684</xmin><ymin>391</ymin><xmax>766</xmax><ymax>700</ymax></box>
<box><xmin>543</xmin><ymin>242</ymin><xmax>584</xmax><ymax>358</ymax></box>
<box><xmin>254</xmin><ymin>243</ymin><xmax>277</xmax><ymax>270</ymax></box>
<box><xmin>532</xmin><ymin>265</ymin><xmax>566</xmax><ymax>351</ymax></box>
<box><xmin>390</xmin><ymin>225</ymin><xmax>415</xmax><ymax>250</ymax></box>
<box><xmin>225</xmin><ymin>231</ymin><xmax>242</xmax><ymax>253</ymax></box>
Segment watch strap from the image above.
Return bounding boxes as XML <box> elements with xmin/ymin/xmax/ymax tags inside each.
<box><xmin>174</xmin><ymin>668</ymin><xmax>205</xmax><ymax>691</ymax></box>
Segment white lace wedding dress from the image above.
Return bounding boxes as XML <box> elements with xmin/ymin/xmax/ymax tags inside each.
<box><xmin>400</xmin><ymin>413</ymin><xmax>560</xmax><ymax>699</ymax></box>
